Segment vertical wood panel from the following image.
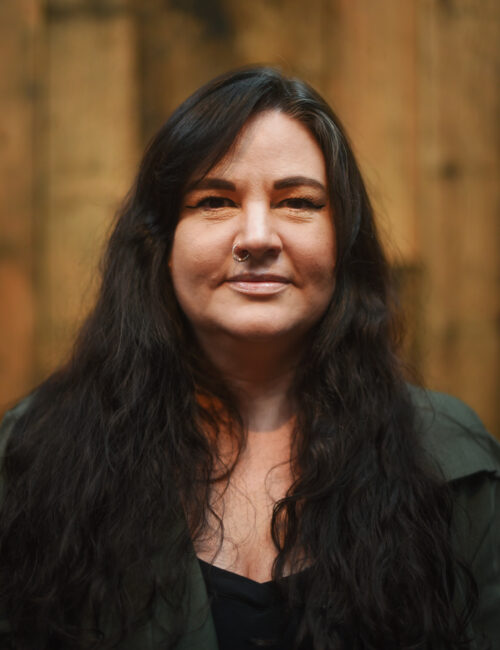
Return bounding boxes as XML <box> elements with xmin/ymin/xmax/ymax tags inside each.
<box><xmin>418</xmin><ymin>0</ymin><xmax>500</xmax><ymax>433</ymax></box>
<box><xmin>38</xmin><ymin>4</ymin><xmax>139</xmax><ymax>375</ymax></box>
<box><xmin>0</xmin><ymin>0</ymin><xmax>41</xmax><ymax>408</ymax></box>
<box><xmin>323</xmin><ymin>0</ymin><xmax>419</xmax><ymax>263</ymax></box>
<box><xmin>138</xmin><ymin>0</ymin><xmax>236</xmax><ymax>141</ymax></box>
<box><xmin>227</xmin><ymin>0</ymin><xmax>327</xmax><ymax>86</ymax></box>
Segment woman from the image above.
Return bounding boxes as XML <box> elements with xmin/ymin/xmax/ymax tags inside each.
<box><xmin>0</xmin><ymin>67</ymin><xmax>498</xmax><ymax>650</ymax></box>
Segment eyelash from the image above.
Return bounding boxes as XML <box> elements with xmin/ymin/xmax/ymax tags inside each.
<box><xmin>187</xmin><ymin>196</ymin><xmax>235</xmax><ymax>209</ymax></box>
<box><xmin>185</xmin><ymin>196</ymin><xmax>325</xmax><ymax>211</ymax></box>
<box><xmin>279</xmin><ymin>197</ymin><xmax>325</xmax><ymax>210</ymax></box>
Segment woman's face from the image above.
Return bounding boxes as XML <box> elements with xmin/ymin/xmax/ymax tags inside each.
<box><xmin>170</xmin><ymin>111</ymin><xmax>336</xmax><ymax>352</ymax></box>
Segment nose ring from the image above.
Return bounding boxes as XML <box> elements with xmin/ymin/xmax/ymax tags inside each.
<box><xmin>232</xmin><ymin>243</ymin><xmax>250</xmax><ymax>263</ymax></box>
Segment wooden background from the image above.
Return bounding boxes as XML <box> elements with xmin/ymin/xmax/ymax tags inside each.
<box><xmin>0</xmin><ymin>0</ymin><xmax>499</xmax><ymax>436</ymax></box>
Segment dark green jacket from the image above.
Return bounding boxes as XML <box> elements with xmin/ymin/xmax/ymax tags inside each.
<box><xmin>0</xmin><ymin>387</ymin><xmax>499</xmax><ymax>649</ymax></box>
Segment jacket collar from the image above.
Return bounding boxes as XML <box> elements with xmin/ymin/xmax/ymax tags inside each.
<box><xmin>409</xmin><ymin>385</ymin><xmax>500</xmax><ymax>482</ymax></box>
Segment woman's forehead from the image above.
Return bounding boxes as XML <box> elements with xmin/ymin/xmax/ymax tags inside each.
<box><xmin>193</xmin><ymin>111</ymin><xmax>328</xmax><ymax>187</ymax></box>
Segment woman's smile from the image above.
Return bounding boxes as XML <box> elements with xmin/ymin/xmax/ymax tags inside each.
<box><xmin>226</xmin><ymin>272</ymin><xmax>291</xmax><ymax>296</ymax></box>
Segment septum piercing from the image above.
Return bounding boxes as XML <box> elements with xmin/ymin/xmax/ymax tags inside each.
<box><xmin>232</xmin><ymin>243</ymin><xmax>250</xmax><ymax>263</ymax></box>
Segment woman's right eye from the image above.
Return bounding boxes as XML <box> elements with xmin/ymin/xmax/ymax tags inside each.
<box><xmin>188</xmin><ymin>196</ymin><xmax>235</xmax><ymax>209</ymax></box>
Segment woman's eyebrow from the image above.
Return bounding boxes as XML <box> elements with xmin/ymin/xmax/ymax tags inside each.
<box><xmin>274</xmin><ymin>176</ymin><xmax>326</xmax><ymax>192</ymax></box>
<box><xmin>186</xmin><ymin>176</ymin><xmax>326</xmax><ymax>192</ymax></box>
<box><xmin>186</xmin><ymin>177</ymin><xmax>236</xmax><ymax>191</ymax></box>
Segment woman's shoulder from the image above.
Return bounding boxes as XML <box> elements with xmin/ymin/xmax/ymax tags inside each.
<box><xmin>408</xmin><ymin>386</ymin><xmax>500</xmax><ymax>647</ymax></box>
<box><xmin>407</xmin><ymin>384</ymin><xmax>500</xmax><ymax>482</ymax></box>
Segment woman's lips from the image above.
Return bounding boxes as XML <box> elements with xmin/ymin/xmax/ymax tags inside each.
<box><xmin>226</xmin><ymin>274</ymin><xmax>291</xmax><ymax>295</ymax></box>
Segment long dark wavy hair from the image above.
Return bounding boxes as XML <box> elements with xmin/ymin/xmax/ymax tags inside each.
<box><xmin>0</xmin><ymin>67</ymin><xmax>477</xmax><ymax>649</ymax></box>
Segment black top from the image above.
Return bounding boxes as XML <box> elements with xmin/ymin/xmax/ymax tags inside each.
<box><xmin>199</xmin><ymin>559</ymin><xmax>313</xmax><ymax>650</ymax></box>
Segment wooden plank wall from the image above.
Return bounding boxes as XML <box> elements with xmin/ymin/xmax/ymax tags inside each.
<box><xmin>0</xmin><ymin>0</ymin><xmax>39</xmax><ymax>406</ymax></box>
<box><xmin>40</xmin><ymin>0</ymin><xmax>139</xmax><ymax>375</ymax></box>
<box><xmin>417</xmin><ymin>0</ymin><xmax>500</xmax><ymax>435</ymax></box>
<box><xmin>0</xmin><ymin>0</ymin><xmax>498</xmax><ymax>435</ymax></box>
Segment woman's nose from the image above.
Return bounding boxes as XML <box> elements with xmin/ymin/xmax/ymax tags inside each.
<box><xmin>236</xmin><ymin>201</ymin><xmax>282</xmax><ymax>260</ymax></box>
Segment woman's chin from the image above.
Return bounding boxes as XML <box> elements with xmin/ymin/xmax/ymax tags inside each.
<box><xmin>201</xmin><ymin>321</ymin><xmax>309</xmax><ymax>348</ymax></box>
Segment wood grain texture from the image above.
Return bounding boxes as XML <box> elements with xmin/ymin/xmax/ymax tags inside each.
<box><xmin>38</xmin><ymin>8</ymin><xmax>140</xmax><ymax>376</ymax></box>
<box><xmin>323</xmin><ymin>0</ymin><xmax>419</xmax><ymax>263</ymax></box>
<box><xmin>417</xmin><ymin>0</ymin><xmax>500</xmax><ymax>433</ymax></box>
<box><xmin>0</xmin><ymin>0</ymin><xmax>40</xmax><ymax>408</ymax></box>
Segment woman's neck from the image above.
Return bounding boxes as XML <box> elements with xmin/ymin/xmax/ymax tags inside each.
<box><xmin>198</xmin><ymin>334</ymin><xmax>300</xmax><ymax>433</ymax></box>
<box><xmin>237</xmin><ymin>377</ymin><xmax>295</xmax><ymax>433</ymax></box>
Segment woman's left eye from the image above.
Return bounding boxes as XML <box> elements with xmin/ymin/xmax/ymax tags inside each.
<box><xmin>278</xmin><ymin>198</ymin><xmax>325</xmax><ymax>210</ymax></box>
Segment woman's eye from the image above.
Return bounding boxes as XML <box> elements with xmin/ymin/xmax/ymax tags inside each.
<box><xmin>189</xmin><ymin>196</ymin><xmax>235</xmax><ymax>209</ymax></box>
<box><xmin>278</xmin><ymin>198</ymin><xmax>325</xmax><ymax>210</ymax></box>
